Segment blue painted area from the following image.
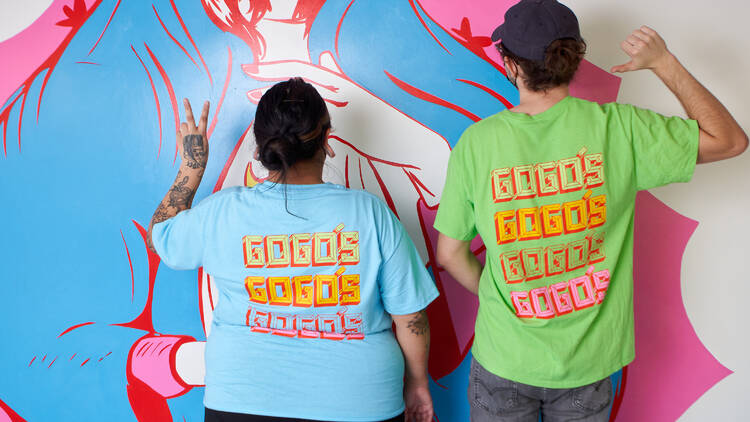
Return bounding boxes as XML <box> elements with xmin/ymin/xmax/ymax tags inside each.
<box><xmin>0</xmin><ymin>0</ymin><xmax>517</xmax><ymax>420</ymax></box>
<box><xmin>432</xmin><ymin>352</ymin><xmax>473</xmax><ymax>420</ymax></box>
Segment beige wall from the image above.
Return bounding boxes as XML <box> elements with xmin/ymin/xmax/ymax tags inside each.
<box><xmin>570</xmin><ymin>1</ymin><xmax>750</xmax><ymax>419</ymax></box>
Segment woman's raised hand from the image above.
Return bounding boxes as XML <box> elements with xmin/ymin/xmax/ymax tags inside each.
<box><xmin>178</xmin><ymin>98</ymin><xmax>210</xmax><ymax>170</ymax></box>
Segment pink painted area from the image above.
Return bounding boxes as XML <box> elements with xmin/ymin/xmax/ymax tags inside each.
<box><xmin>418</xmin><ymin>0</ymin><xmax>514</xmax><ymax>65</ymax></box>
<box><xmin>0</xmin><ymin>397</ymin><xmax>23</xmax><ymax>422</ymax></box>
<box><xmin>128</xmin><ymin>335</ymin><xmax>191</xmax><ymax>399</ymax></box>
<box><xmin>616</xmin><ymin>192</ymin><xmax>732</xmax><ymax>421</ymax></box>
<box><xmin>419</xmin><ymin>0</ymin><xmax>621</xmax><ymax>104</ymax></box>
<box><xmin>0</xmin><ymin>0</ymin><xmax>97</xmax><ymax>106</ymax></box>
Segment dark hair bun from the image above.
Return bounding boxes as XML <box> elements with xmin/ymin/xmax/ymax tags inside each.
<box><xmin>253</xmin><ymin>77</ymin><xmax>331</xmax><ymax>175</ymax></box>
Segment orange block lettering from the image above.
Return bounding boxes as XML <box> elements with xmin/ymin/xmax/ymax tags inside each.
<box><xmin>314</xmin><ymin>274</ymin><xmax>338</xmax><ymax>306</ymax></box>
<box><xmin>245</xmin><ymin>276</ymin><xmax>268</xmax><ymax>304</ymax></box>
<box><xmin>494</xmin><ymin>210</ymin><xmax>517</xmax><ymax>244</ymax></box>
<box><xmin>267</xmin><ymin>277</ymin><xmax>292</xmax><ymax>306</ymax></box>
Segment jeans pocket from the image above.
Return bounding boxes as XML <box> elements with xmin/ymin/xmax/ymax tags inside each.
<box><xmin>470</xmin><ymin>358</ymin><xmax>519</xmax><ymax>414</ymax></box>
<box><xmin>572</xmin><ymin>377</ymin><xmax>613</xmax><ymax>412</ymax></box>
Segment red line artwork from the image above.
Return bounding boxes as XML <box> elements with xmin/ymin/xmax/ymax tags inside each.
<box><xmin>457</xmin><ymin>78</ymin><xmax>514</xmax><ymax>109</ymax></box>
<box><xmin>344</xmin><ymin>155</ymin><xmax>350</xmax><ymax>188</ymax></box>
<box><xmin>414</xmin><ymin>0</ymin><xmax>509</xmax><ymax>76</ymax></box>
<box><xmin>213</xmin><ymin>124</ymin><xmax>252</xmax><ymax>193</ymax></box>
<box><xmin>113</xmin><ymin>220</ymin><xmax>160</xmax><ymax>334</ymax></box>
<box><xmin>131</xmin><ymin>45</ymin><xmax>163</xmax><ymax>158</ymax></box>
<box><xmin>207</xmin><ymin>47</ymin><xmax>233</xmax><ymax>139</ymax></box>
<box><xmin>170</xmin><ymin>0</ymin><xmax>213</xmax><ymax>84</ymax></box>
<box><xmin>121</xmin><ymin>229</ymin><xmax>136</xmax><ymax>301</ymax></box>
<box><xmin>408</xmin><ymin>0</ymin><xmax>451</xmax><ymax>54</ymax></box>
<box><xmin>384</xmin><ymin>70</ymin><xmax>481</xmax><ymax>122</ymax></box>
<box><xmin>58</xmin><ymin>321</ymin><xmax>95</xmax><ymax>338</ymax></box>
<box><xmin>334</xmin><ymin>0</ymin><xmax>356</xmax><ymax>59</ymax></box>
<box><xmin>87</xmin><ymin>0</ymin><xmax>122</xmax><ymax>55</ymax></box>
<box><xmin>152</xmin><ymin>5</ymin><xmax>200</xmax><ymax>69</ymax></box>
<box><xmin>367</xmin><ymin>159</ymin><xmax>399</xmax><ymax>218</ymax></box>
<box><xmin>329</xmin><ymin>135</ymin><xmax>420</xmax><ymax>171</ymax></box>
<box><xmin>0</xmin><ymin>0</ymin><xmax>105</xmax><ymax>156</ymax></box>
<box><xmin>358</xmin><ymin>159</ymin><xmax>365</xmax><ymax>190</ymax></box>
<box><xmin>0</xmin><ymin>397</ymin><xmax>26</xmax><ymax>422</ymax></box>
<box><xmin>143</xmin><ymin>43</ymin><xmax>180</xmax><ymax>163</ymax></box>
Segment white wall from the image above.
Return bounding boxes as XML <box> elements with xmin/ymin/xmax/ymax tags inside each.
<box><xmin>570</xmin><ymin>1</ymin><xmax>750</xmax><ymax>420</ymax></box>
<box><xmin>0</xmin><ymin>0</ymin><xmax>53</xmax><ymax>42</ymax></box>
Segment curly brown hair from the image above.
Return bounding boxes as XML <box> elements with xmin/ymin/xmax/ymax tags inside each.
<box><xmin>498</xmin><ymin>38</ymin><xmax>587</xmax><ymax>92</ymax></box>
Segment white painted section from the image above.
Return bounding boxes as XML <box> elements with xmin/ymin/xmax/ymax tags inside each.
<box><xmin>568</xmin><ymin>1</ymin><xmax>750</xmax><ymax>420</ymax></box>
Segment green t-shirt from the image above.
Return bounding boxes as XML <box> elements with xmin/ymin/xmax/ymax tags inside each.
<box><xmin>434</xmin><ymin>96</ymin><xmax>699</xmax><ymax>388</ymax></box>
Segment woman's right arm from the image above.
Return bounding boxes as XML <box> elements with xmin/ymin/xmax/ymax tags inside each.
<box><xmin>147</xmin><ymin>99</ymin><xmax>210</xmax><ymax>252</ymax></box>
<box><xmin>392</xmin><ymin>310</ymin><xmax>434</xmax><ymax>422</ymax></box>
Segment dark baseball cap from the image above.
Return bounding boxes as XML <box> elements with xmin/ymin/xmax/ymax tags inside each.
<box><xmin>491</xmin><ymin>0</ymin><xmax>582</xmax><ymax>62</ymax></box>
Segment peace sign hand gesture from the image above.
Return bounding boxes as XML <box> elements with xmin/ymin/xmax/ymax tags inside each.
<box><xmin>178</xmin><ymin>98</ymin><xmax>210</xmax><ymax>170</ymax></box>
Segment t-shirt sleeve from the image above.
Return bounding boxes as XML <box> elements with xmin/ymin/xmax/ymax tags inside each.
<box><xmin>151</xmin><ymin>195</ymin><xmax>215</xmax><ymax>270</ymax></box>
<box><xmin>625</xmin><ymin>104</ymin><xmax>699</xmax><ymax>190</ymax></box>
<box><xmin>433</xmin><ymin>132</ymin><xmax>477</xmax><ymax>240</ymax></box>
<box><xmin>376</xmin><ymin>204</ymin><xmax>439</xmax><ymax>315</ymax></box>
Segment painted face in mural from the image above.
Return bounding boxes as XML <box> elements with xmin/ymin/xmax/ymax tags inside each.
<box><xmin>203</xmin><ymin>0</ymin><xmax>450</xmax><ymax>259</ymax></box>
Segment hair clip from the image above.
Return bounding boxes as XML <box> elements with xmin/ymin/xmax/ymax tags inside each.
<box><xmin>282</xmin><ymin>99</ymin><xmax>304</xmax><ymax>103</ymax></box>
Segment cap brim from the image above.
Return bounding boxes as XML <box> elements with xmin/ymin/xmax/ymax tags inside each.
<box><xmin>491</xmin><ymin>24</ymin><xmax>504</xmax><ymax>43</ymax></box>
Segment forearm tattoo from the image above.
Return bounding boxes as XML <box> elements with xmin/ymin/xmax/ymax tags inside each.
<box><xmin>407</xmin><ymin>310</ymin><xmax>430</xmax><ymax>336</ymax></box>
<box><xmin>182</xmin><ymin>134</ymin><xmax>207</xmax><ymax>168</ymax></box>
<box><xmin>167</xmin><ymin>175</ymin><xmax>196</xmax><ymax>209</ymax></box>
<box><xmin>147</xmin><ymin>169</ymin><xmax>200</xmax><ymax>251</ymax></box>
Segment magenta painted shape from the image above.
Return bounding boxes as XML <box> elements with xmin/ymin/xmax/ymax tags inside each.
<box><xmin>0</xmin><ymin>0</ymin><xmax>97</xmax><ymax>106</ymax></box>
<box><xmin>617</xmin><ymin>192</ymin><xmax>732</xmax><ymax>421</ymax></box>
<box><xmin>569</xmin><ymin>60</ymin><xmax>621</xmax><ymax>104</ymax></box>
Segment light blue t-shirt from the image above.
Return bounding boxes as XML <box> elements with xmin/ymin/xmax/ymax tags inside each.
<box><xmin>152</xmin><ymin>182</ymin><xmax>438</xmax><ymax>421</ymax></box>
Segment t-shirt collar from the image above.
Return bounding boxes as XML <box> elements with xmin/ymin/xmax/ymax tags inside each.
<box><xmin>502</xmin><ymin>95</ymin><xmax>572</xmax><ymax>123</ymax></box>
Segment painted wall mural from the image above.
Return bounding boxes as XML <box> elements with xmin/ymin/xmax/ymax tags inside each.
<box><xmin>0</xmin><ymin>0</ymin><xmax>736</xmax><ymax>420</ymax></box>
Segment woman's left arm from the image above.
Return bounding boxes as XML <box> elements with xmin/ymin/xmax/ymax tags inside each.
<box><xmin>147</xmin><ymin>99</ymin><xmax>210</xmax><ymax>252</ymax></box>
<box><xmin>392</xmin><ymin>310</ymin><xmax>434</xmax><ymax>422</ymax></box>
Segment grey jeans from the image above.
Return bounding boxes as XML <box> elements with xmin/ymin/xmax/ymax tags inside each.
<box><xmin>469</xmin><ymin>358</ymin><xmax>613</xmax><ymax>422</ymax></box>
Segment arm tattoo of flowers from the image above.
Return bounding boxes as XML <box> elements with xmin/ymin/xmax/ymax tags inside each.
<box><xmin>407</xmin><ymin>310</ymin><xmax>429</xmax><ymax>336</ymax></box>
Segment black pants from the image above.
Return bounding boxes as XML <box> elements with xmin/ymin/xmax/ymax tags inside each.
<box><xmin>205</xmin><ymin>408</ymin><xmax>405</xmax><ymax>422</ymax></box>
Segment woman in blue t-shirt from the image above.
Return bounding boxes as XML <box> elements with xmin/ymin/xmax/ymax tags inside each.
<box><xmin>146</xmin><ymin>78</ymin><xmax>438</xmax><ymax>422</ymax></box>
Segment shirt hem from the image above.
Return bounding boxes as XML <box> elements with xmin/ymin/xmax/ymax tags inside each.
<box><xmin>385</xmin><ymin>291</ymin><xmax>440</xmax><ymax>316</ymax></box>
<box><xmin>472</xmin><ymin>351</ymin><xmax>634</xmax><ymax>389</ymax></box>
<box><xmin>204</xmin><ymin>399</ymin><xmax>405</xmax><ymax>422</ymax></box>
<box><xmin>432</xmin><ymin>221</ymin><xmax>476</xmax><ymax>242</ymax></box>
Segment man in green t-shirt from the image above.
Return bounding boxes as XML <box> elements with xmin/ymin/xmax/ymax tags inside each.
<box><xmin>433</xmin><ymin>0</ymin><xmax>747</xmax><ymax>420</ymax></box>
